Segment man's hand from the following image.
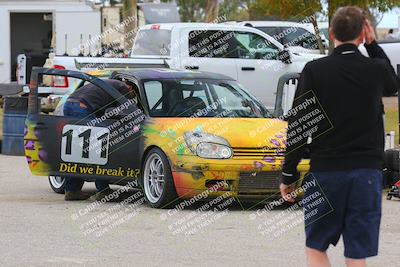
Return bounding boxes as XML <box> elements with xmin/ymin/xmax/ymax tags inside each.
<box><xmin>279</xmin><ymin>183</ymin><xmax>296</xmax><ymax>203</ymax></box>
<box><xmin>364</xmin><ymin>19</ymin><xmax>376</xmax><ymax>45</ymax></box>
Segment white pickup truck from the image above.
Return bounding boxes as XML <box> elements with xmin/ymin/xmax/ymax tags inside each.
<box><xmin>359</xmin><ymin>39</ymin><xmax>400</xmax><ymax>74</ymax></box>
<box><xmin>40</xmin><ymin>23</ymin><xmax>323</xmax><ymax>109</ymax></box>
<box><xmin>22</xmin><ymin>23</ymin><xmax>400</xmax><ymax>111</ymax></box>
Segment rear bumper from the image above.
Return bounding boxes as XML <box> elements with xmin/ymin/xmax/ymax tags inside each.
<box><xmin>170</xmin><ymin>155</ymin><xmax>309</xmax><ymax>199</ymax></box>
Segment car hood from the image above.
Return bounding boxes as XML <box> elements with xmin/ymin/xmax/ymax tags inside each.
<box><xmin>146</xmin><ymin>117</ymin><xmax>287</xmax><ymax>149</ymax></box>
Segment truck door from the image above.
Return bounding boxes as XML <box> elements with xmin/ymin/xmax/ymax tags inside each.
<box><xmin>179</xmin><ymin>28</ymin><xmax>238</xmax><ymax>80</ymax></box>
<box><xmin>25</xmin><ymin>68</ymin><xmax>145</xmax><ymax>183</ymax></box>
<box><xmin>233</xmin><ymin>31</ymin><xmax>298</xmax><ymax>109</ymax></box>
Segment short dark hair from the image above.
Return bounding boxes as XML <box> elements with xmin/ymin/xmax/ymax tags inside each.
<box><xmin>331</xmin><ymin>6</ymin><xmax>365</xmax><ymax>42</ymax></box>
<box><xmin>389</xmin><ymin>29</ymin><xmax>394</xmax><ymax>34</ymax></box>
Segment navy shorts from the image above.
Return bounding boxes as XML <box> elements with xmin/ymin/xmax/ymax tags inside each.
<box><xmin>302</xmin><ymin>169</ymin><xmax>382</xmax><ymax>259</ymax></box>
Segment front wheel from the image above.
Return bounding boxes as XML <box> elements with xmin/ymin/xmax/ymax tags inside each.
<box><xmin>141</xmin><ymin>148</ymin><xmax>178</xmax><ymax>208</ymax></box>
<box><xmin>48</xmin><ymin>175</ymin><xmax>65</xmax><ymax>194</ymax></box>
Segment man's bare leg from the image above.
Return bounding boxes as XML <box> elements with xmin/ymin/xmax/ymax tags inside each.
<box><xmin>345</xmin><ymin>258</ymin><xmax>366</xmax><ymax>267</ymax></box>
<box><xmin>306</xmin><ymin>247</ymin><xmax>331</xmax><ymax>267</ymax></box>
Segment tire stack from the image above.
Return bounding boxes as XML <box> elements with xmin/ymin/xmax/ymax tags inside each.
<box><xmin>384</xmin><ymin>149</ymin><xmax>400</xmax><ymax>188</ymax></box>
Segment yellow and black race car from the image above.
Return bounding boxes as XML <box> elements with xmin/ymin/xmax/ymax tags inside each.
<box><xmin>25</xmin><ymin>68</ymin><xmax>308</xmax><ymax>208</ymax></box>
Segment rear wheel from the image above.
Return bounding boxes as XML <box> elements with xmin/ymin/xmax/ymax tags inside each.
<box><xmin>48</xmin><ymin>175</ymin><xmax>65</xmax><ymax>194</ymax></box>
<box><xmin>141</xmin><ymin>148</ymin><xmax>178</xmax><ymax>208</ymax></box>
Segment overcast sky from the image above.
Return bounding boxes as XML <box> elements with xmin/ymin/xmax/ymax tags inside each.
<box><xmin>378</xmin><ymin>8</ymin><xmax>400</xmax><ymax>28</ymax></box>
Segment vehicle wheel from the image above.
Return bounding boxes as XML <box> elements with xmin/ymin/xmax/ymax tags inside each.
<box><xmin>48</xmin><ymin>175</ymin><xmax>65</xmax><ymax>194</ymax></box>
<box><xmin>386</xmin><ymin>195</ymin><xmax>392</xmax><ymax>200</ymax></box>
<box><xmin>141</xmin><ymin>148</ymin><xmax>178</xmax><ymax>208</ymax></box>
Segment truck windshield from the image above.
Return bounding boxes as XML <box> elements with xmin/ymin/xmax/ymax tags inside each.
<box><xmin>143</xmin><ymin>79</ymin><xmax>273</xmax><ymax>118</ymax></box>
<box><xmin>131</xmin><ymin>29</ymin><xmax>171</xmax><ymax>56</ymax></box>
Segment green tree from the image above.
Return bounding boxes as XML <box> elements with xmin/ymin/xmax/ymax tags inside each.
<box><xmin>248</xmin><ymin>0</ymin><xmax>321</xmax><ymax>20</ymax></box>
<box><xmin>324</xmin><ymin>0</ymin><xmax>400</xmax><ymax>50</ymax></box>
<box><xmin>219</xmin><ymin>0</ymin><xmax>251</xmax><ymax>21</ymax></box>
<box><xmin>122</xmin><ymin>0</ymin><xmax>137</xmax><ymax>50</ymax></box>
<box><xmin>326</xmin><ymin>0</ymin><xmax>400</xmax><ymax>22</ymax></box>
<box><xmin>161</xmin><ymin>0</ymin><xmax>207</xmax><ymax>22</ymax></box>
<box><xmin>205</xmin><ymin>0</ymin><xmax>219</xmax><ymax>22</ymax></box>
<box><xmin>247</xmin><ymin>0</ymin><xmax>325</xmax><ymax>54</ymax></box>
<box><xmin>162</xmin><ymin>0</ymin><xmax>251</xmax><ymax>22</ymax></box>
<box><xmin>110</xmin><ymin>0</ymin><xmax>121</xmax><ymax>6</ymax></box>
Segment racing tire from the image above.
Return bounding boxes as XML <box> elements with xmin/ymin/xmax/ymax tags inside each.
<box><xmin>384</xmin><ymin>149</ymin><xmax>400</xmax><ymax>172</ymax></box>
<box><xmin>141</xmin><ymin>148</ymin><xmax>178</xmax><ymax>208</ymax></box>
<box><xmin>48</xmin><ymin>176</ymin><xmax>66</xmax><ymax>194</ymax></box>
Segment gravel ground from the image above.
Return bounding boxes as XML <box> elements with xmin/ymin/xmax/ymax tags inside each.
<box><xmin>0</xmin><ymin>155</ymin><xmax>399</xmax><ymax>267</ymax></box>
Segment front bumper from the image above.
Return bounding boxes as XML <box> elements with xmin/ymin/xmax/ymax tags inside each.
<box><xmin>170</xmin><ymin>155</ymin><xmax>309</xmax><ymax>199</ymax></box>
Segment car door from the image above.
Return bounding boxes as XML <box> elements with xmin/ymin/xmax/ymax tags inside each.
<box><xmin>25</xmin><ymin>68</ymin><xmax>145</xmax><ymax>183</ymax></box>
<box><xmin>233</xmin><ymin>31</ymin><xmax>298</xmax><ymax>109</ymax></box>
<box><xmin>279</xmin><ymin>26</ymin><xmax>320</xmax><ymax>54</ymax></box>
<box><xmin>179</xmin><ymin>28</ymin><xmax>238</xmax><ymax>80</ymax></box>
<box><xmin>255</xmin><ymin>26</ymin><xmax>283</xmax><ymax>45</ymax></box>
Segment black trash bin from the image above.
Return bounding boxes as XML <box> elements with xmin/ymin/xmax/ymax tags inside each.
<box><xmin>2</xmin><ymin>96</ymin><xmax>28</xmax><ymax>155</ymax></box>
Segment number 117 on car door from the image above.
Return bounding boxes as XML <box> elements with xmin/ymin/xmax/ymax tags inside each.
<box><xmin>61</xmin><ymin>125</ymin><xmax>110</xmax><ymax>165</ymax></box>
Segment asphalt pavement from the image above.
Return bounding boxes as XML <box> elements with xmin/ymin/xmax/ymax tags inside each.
<box><xmin>0</xmin><ymin>154</ymin><xmax>399</xmax><ymax>267</ymax></box>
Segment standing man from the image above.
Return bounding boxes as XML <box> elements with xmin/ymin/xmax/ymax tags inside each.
<box><xmin>63</xmin><ymin>79</ymin><xmax>137</xmax><ymax>201</ymax></box>
<box><xmin>386</xmin><ymin>29</ymin><xmax>396</xmax><ymax>40</ymax></box>
<box><xmin>280</xmin><ymin>6</ymin><xmax>400</xmax><ymax>267</ymax></box>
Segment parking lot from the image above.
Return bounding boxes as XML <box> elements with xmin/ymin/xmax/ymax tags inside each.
<box><xmin>0</xmin><ymin>154</ymin><xmax>399</xmax><ymax>267</ymax></box>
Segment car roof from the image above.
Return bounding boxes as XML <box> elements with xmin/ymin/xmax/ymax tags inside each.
<box><xmin>139</xmin><ymin>22</ymin><xmax>281</xmax><ymax>33</ymax></box>
<box><xmin>139</xmin><ymin>22</ymin><xmax>240</xmax><ymax>30</ymax></box>
<box><xmin>112</xmin><ymin>68</ymin><xmax>235</xmax><ymax>81</ymax></box>
<box><xmin>235</xmin><ymin>21</ymin><xmax>311</xmax><ymax>28</ymax></box>
<box><xmin>137</xmin><ymin>22</ymin><xmax>285</xmax><ymax>51</ymax></box>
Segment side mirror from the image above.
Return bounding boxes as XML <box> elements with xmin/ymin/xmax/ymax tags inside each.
<box><xmin>278</xmin><ymin>49</ymin><xmax>292</xmax><ymax>64</ymax></box>
<box><xmin>0</xmin><ymin>83</ymin><xmax>24</xmax><ymax>96</ymax></box>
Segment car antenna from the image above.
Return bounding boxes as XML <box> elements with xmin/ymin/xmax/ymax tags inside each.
<box><xmin>63</xmin><ymin>34</ymin><xmax>68</xmax><ymax>56</ymax></box>
<box><xmin>96</xmin><ymin>40</ymin><xmax>102</xmax><ymax>57</ymax></box>
<box><xmin>88</xmin><ymin>34</ymin><xmax>92</xmax><ymax>57</ymax></box>
<box><xmin>78</xmin><ymin>33</ymin><xmax>84</xmax><ymax>56</ymax></box>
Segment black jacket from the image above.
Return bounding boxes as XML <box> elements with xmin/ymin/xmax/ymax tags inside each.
<box><xmin>282</xmin><ymin>41</ymin><xmax>400</xmax><ymax>185</ymax></box>
<box><xmin>68</xmin><ymin>79</ymin><xmax>131</xmax><ymax>116</ymax></box>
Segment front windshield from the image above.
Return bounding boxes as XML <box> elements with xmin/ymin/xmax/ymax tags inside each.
<box><xmin>143</xmin><ymin>79</ymin><xmax>272</xmax><ymax>118</ymax></box>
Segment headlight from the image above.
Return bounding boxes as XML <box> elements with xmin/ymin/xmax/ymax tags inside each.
<box><xmin>184</xmin><ymin>131</ymin><xmax>232</xmax><ymax>159</ymax></box>
<box><xmin>196</xmin><ymin>142</ymin><xmax>232</xmax><ymax>159</ymax></box>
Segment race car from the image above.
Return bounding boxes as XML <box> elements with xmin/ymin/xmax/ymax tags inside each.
<box><xmin>24</xmin><ymin>68</ymin><xmax>309</xmax><ymax>208</ymax></box>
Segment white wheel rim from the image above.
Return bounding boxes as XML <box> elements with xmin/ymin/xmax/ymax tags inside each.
<box><xmin>143</xmin><ymin>154</ymin><xmax>165</xmax><ymax>203</ymax></box>
<box><xmin>49</xmin><ymin>176</ymin><xmax>64</xmax><ymax>188</ymax></box>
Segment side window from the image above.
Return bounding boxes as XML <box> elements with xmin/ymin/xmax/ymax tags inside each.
<box><xmin>191</xmin><ymin>89</ymin><xmax>210</xmax><ymax>105</ymax></box>
<box><xmin>280</xmin><ymin>27</ymin><xmax>318</xmax><ymax>49</ymax></box>
<box><xmin>234</xmin><ymin>32</ymin><xmax>280</xmax><ymax>60</ymax></box>
<box><xmin>188</xmin><ymin>30</ymin><xmax>237</xmax><ymax>58</ymax></box>
<box><xmin>257</xmin><ymin>27</ymin><xmax>284</xmax><ymax>45</ymax></box>
<box><xmin>144</xmin><ymin>81</ymin><xmax>163</xmax><ymax>110</ymax></box>
<box><xmin>131</xmin><ymin>29</ymin><xmax>171</xmax><ymax>56</ymax></box>
<box><xmin>212</xmin><ymin>83</ymin><xmax>251</xmax><ymax>113</ymax></box>
<box><xmin>181</xmin><ymin>80</ymin><xmax>211</xmax><ymax>106</ymax></box>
